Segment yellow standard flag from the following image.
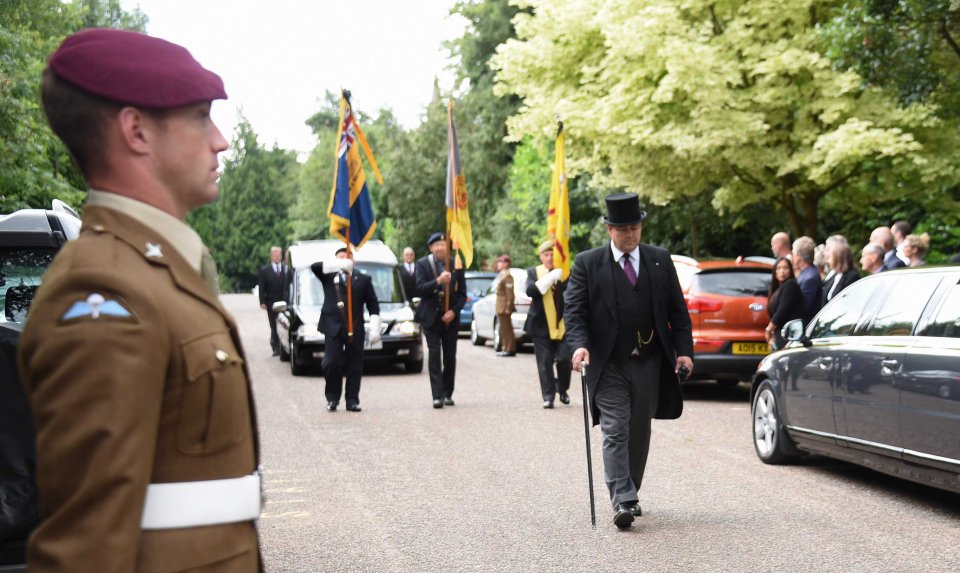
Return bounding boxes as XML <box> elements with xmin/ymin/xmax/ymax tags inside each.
<box><xmin>446</xmin><ymin>100</ymin><xmax>473</xmax><ymax>269</ymax></box>
<box><xmin>547</xmin><ymin>121</ymin><xmax>571</xmax><ymax>280</ymax></box>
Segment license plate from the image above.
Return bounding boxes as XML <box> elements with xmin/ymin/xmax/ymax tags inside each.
<box><xmin>364</xmin><ymin>338</ymin><xmax>382</xmax><ymax>350</ymax></box>
<box><xmin>732</xmin><ymin>342</ymin><xmax>770</xmax><ymax>355</ymax></box>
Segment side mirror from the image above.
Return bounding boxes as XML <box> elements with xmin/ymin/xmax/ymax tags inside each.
<box><xmin>783</xmin><ymin>319</ymin><xmax>809</xmax><ymax>347</ymax></box>
<box><xmin>272</xmin><ymin>301</ymin><xmax>288</xmax><ymax>313</ymax></box>
<box><xmin>412</xmin><ymin>297</ymin><xmax>421</xmax><ymax>309</ymax></box>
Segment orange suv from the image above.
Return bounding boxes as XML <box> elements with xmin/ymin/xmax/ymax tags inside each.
<box><xmin>671</xmin><ymin>255</ymin><xmax>773</xmax><ymax>386</ymax></box>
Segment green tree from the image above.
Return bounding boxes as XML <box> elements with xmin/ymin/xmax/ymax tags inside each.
<box><xmin>190</xmin><ymin>117</ymin><xmax>299</xmax><ymax>292</ymax></box>
<box><xmin>493</xmin><ymin>0</ymin><xmax>960</xmax><ymax>240</ymax></box>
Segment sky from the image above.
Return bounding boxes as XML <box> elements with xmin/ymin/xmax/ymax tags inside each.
<box><xmin>119</xmin><ymin>0</ymin><xmax>467</xmax><ymax>157</ymax></box>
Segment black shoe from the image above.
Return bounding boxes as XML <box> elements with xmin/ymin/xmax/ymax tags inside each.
<box><xmin>613</xmin><ymin>503</ymin><xmax>635</xmax><ymax>528</ymax></box>
<box><xmin>495</xmin><ymin>351</ymin><xmax>510</xmax><ymax>357</ymax></box>
<box><xmin>559</xmin><ymin>392</ymin><xmax>570</xmax><ymax>405</ymax></box>
<box><xmin>272</xmin><ymin>349</ymin><xmax>279</xmax><ymax>357</ymax></box>
<box><xmin>444</xmin><ymin>397</ymin><xmax>455</xmax><ymax>406</ymax></box>
<box><xmin>623</xmin><ymin>501</ymin><xmax>642</xmax><ymax>517</ymax></box>
<box><xmin>346</xmin><ymin>403</ymin><xmax>362</xmax><ymax>412</ymax></box>
<box><xmin>433</xmin><ymin>399</ymin><xmax>444</xmax><ymax>409</ymax></box>
<box><xmin>543</xmin><ymin>400</ymin><xmax>554</xmax><ymax>409</ymax></box>
<box><xmin>326</xmin><ymin>401</ymin><xmax>338</xmax><ymax>412</ymax></box>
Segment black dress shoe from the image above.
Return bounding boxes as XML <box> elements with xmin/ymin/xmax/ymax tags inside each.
<box><xmin>346</xmin><ymin>403</ymin><xmax>362</xmax><ymax>412</ymax></box>
<box><xmin>559</xmin><ymin>392</ymin><xmax>570</xmax><ymax>405</ymax></box>
<box><xmin>433</xmin><ymin>399</ymin><xmax>444</xmax><ymax>409</ymax></box>
<box><xmin>326</xmin><ymin>401</ymin><xmax>338</xmax><ymax>412</ymax></box>
<box><xmin>443</xmin><ymin>397</ymin><xmax>455</xmax><ymax>406</ymax></box>
<box><xmin>543</xmin><ymin>400</ymin><xmax>554</xmax><ymax>409</ymax></box>
<box><xmin>613</xmin><ymin>503</ymin><xmax>635</xmax><ymax>528</ymax></box>
<box><xmin>271</xmin><ymin>350</ymin><xmax>279</xmax><ymax>357</ymax></box>
<box><xmin>623</xmin><ymin>501</ymin><xmax>642</xmax><ymax>517</ymax></box>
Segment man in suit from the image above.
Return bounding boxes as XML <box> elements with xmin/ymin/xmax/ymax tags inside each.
<box><xmin>258</xmin><ymin>245</ymin><xmax>292</xmax><ymax>356</ymax></box>
<box><xmin>870</xmin><ymin>226</ymin><xmax>906</xmax><ymax>271</ymax></box>
<box><xmin>311</xmin><ymin>247</ymin><xmax>380</xmax><ymax>412</ymax></box>
<box><xmin>524</xmin><ymin>240</ymin><xmax>571</xmax><ymax>408</ymax></box>
<box><xmin>414</xmin><ymin>232</ymin><xmax>467</xmax><ymax>408</ymax></box>
<box><xmin>566</xmin><ymin>193</ymin><xmax>693</xmax><ymax>529</ymax></box>
<box><xmin>494</xmin><ymin>254</ymin><xmax>516</xmax><ymax>357</ymax></box>
<box><xmin>19</xmin><ymin>29</ymin><xmax>261</xmax><ymax>571</ymax></box>
<box><xmin>400</xmin><ymin>246</ymin><xmax>417</xmax><ymax>303</ymax></box>
<box><xmin>791</xmin><ymin>236</ymin><xmax>824</xmax><ymax>325</ymax></box>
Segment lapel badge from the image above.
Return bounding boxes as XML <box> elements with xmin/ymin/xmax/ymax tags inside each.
<box><xmin>145</xmin><ymin>242</ymin><xmax>163</xmax><ymax>258</ymax></box>
<box><xmin>62</xmin><ymin>293</ymin><xmax>133</xmax><ymax>321</ymax></box>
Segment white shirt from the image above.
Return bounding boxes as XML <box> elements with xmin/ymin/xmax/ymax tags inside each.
<box><xmin>610</xmin><ymin>242</ymin><xmax>640</xmax><ymax>276</ymax></box>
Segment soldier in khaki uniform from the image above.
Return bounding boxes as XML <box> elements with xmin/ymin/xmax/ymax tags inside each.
<box><xmin>18</xmin><ymin>29</ymin><xmax>261</xmax><ymax>572</ymax></box>
<box><xmin>494</xmin><ymin>254</ymin><xmax>516</xmax><ymax>357</ymax></box>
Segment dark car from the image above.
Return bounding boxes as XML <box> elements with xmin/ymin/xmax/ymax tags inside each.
<box><xmin>0</xmin><ymin>201</ymin><xmax>80</xmax><ymax>572</ymax></box>
<box><xmin>275</xmin><ymin>240</ymin><xmax>424</xmax><ymax>376</ymax></box>
<box><xmin>459</xmin><ymin>271</ymin><xmax>496</xmax><ymax>332</ymax></box>
<box><xmin>672</xmin><ymin>255</ymin><xmax>773</xmax><ymax>385</ymax></box>
<box><xmin>750</xmin><ymin>266</ymin><xmax>960</xmax><ymax>494</ymax></box>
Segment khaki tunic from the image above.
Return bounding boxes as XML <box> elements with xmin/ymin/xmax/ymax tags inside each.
<box><xmin>494</xmin><ymin>270</ymin><xmax>515</xmax><ymax>315</ymax></box>
<box><xmin>18</xmin><ymin>206</ymin><xmax>259</xmax><ymax>573</ymax></box>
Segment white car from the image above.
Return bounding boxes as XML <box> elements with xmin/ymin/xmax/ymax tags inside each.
<box><xmin>469</xmin><ymin>267</ymin><xmax>532</xmax><ymax>350</ymax></box>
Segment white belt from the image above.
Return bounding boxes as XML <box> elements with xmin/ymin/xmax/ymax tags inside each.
<box><xmin>141</xmin><ymin>471</ymin><xmax>262</xmax><ymax>530</ymax></box>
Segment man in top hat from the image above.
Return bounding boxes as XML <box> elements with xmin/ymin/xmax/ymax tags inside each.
<box><xmin>258</xmin><ymin>245</ymin><xmax>293</xmax><ymax>356</ymax></box>
<box><xmin>19</xmin><ymin>29</ymin><xmax>261</xmax><ymax>571</ymax></box>
<box><xmin>524</xmin><ymin>240</ymin><xmax>571</xmax><ymax>408</ymax></box>
<box><xmin>311</xmin><ymin>247</ymin><xmax>381</xmax><ymax>412</ymax></box>
<box><xmin>494</xmin><ymin>254</ymin><xmax>516</xmax><ymax>357</ymax></box>
<box><xmin>565</xmin><ymin>192</ymin><xmax>693</xmax><ymax>529</ymax></box>
<box><xmin>414</xmin><ymin>232</ymin><xmax>467</xmax><ymax>408</ymax></box>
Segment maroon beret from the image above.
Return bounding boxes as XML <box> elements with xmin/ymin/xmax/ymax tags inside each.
<box><xmin>497</xmin><ymin>254</ymin><xmax>511</xmax><ymax>263</ymax></box>
<box><xmin>48</xmin><ymin>28</ymin><xmax>226</xmax><ymax>109</ymax></box>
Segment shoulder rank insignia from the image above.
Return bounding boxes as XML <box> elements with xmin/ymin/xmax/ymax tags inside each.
<box><xmin>145</xmin><ymin>242</ymin><xmax>163</xmax><ymax>258</ymax></box>
<box><xmin>62</xmin><ymin>293</ymin><xmax>134</xmax><ymax>321</ymax></box>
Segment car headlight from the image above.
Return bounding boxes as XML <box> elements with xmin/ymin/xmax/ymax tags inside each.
<box><xmin>395</xmin><ymin>320</ymin><xmax>420</xmax><ymax>336</ymax></box>
<box><xmin>297</xmin><ymin>324</ymin><xmax>324</xmax><ymax>342</ymax></box>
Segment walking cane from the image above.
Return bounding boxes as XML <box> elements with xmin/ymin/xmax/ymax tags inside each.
<box><xmin>580</xmin><ymin>363</ymin><xmax>596</xmax><ymax>528</ymax></box>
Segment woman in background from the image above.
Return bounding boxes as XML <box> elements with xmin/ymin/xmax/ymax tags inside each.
<box><xmin>765</xmin><ymin>257</ymin><xmax>804</xmax><ymax>350</ymax></box>
<box><xmin>902</xmin><ymin>233</ymin><xmax>930</xmax><ymax>267</ymax></box>
<box><xmin>822</xmin><ymin>236</ymin><xmax>859</xmax><ymax>307</ymax></box>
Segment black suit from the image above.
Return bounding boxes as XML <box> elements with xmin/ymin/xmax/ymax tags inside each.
<box><xmin>821</xmin><ymin>268</ymin><xmax>859</xmax><ymax>308</ymax></box>
<box><xmin>768</xmin><ymin>278</ymin><xmax>804</xmax><ymax>350</ymax></box>
<box><xmin>564</xmin><ymin>243</ymin><xmax>692</xmax><ymax>509</ymax></box>
<box><xmin>258</xmin><ymin>262</ymin><xmax>292</xmax><ymax>353</ymax></box>
<box><xmin>414</xmin><ymin>254</ymin><xmax>466</xmax><ymax>400</ymax></box>
<box><xmin>311</xmin><ymin>262</ymin><xmax>380</xmax><ymax>407</ymax></box>
<box><xmin>523</xmin><ymin>266</ymin><xmax>571</xmax><ymax>402</ymax></box>
<box><xmin>400</xmin><ymin>262</ymin><xmax>417</xmax><ymax>303</ymax></box>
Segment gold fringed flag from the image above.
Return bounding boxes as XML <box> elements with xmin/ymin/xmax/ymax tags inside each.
<box><xmin>547</xmin><ymin>121</ymin><xmax>571</xmax><ymax>280</ymax></box>
<box><xmin>446</xmin><ymin>100</ymin><xmax>473</xmax><ymax>269</ymax></box>
<box><xmin>328</xmin><ymin>90</ymin><xmax>383</xmax><ymax>250</ymax></box>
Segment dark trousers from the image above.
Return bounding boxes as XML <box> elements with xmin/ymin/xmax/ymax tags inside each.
<box><xmin>266</xmin><ymin>308</ymin><xmax>280</xmax><ymax>352</ymax></box>
<box><xmin>424</xmin><ymin>323</ymin><xmax>458</xmax><ymax>399</ymax></box>
<box><xmin>533</xmin><ymin>336</ymin><xmax>570</xmax><ymax>401</ymax></box>
<box><xmin>593</xmin><ymin>355</ymin><xmax>661</xmax><ymax>509</ymax></box>
<box><xmin>322</xmin><ymin>334</ymin><xmax>364</xmax><ymax>406</ymax></box>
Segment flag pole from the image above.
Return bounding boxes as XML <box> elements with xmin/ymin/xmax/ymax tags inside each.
<box><xmin>342</xmin><ymin>89</ymin><xmax>355</xmax><ymax>339</ymax></box>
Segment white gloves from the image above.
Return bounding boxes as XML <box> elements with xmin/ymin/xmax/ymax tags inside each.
<box><xmin>535</xmin><ymin>268</ymin><xmax>563</xmax><ymax>294</ymax></box>
<box><xmin>323</xmin><ymin>258</ymin><xmax>354</xmax><ymax>275</ymax></box>
<box><xmin>367</xmin><ymin>314</ymin><xmax>382</xmax><ymax>345</ymax></box>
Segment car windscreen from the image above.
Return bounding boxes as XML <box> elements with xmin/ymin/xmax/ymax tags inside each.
<box><xmin>1</xmin><ymin>247</ymin><xmax>57</xmax><ymax>324</ymax></box>
<box><xmin>466</xmin><ymin>276</ymin><xmax>494</xmax><ymax>298</ymax></box>
<box><xmin>295</xmin><ymin>263</ymin><xmax>404</xmax><ymax>307</ymax></box>
<box><xmin>692</xmin><ymin>270</ymin><xmax>770</xmax><ymax>297</ymax></box>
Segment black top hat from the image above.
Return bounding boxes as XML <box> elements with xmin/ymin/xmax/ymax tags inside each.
<box><xmin>603</xmin><ymin>193</ymin><xmax>647</xmax><ymax>226</ymax></box>
<box><xmin>427</xmin><ymin>232</ymin><xmax>445</xmax><ymax>247</ymax></box>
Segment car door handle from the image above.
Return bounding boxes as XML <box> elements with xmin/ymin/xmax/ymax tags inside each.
<box><xmin>819</xmin><ymin>356</ymin><xmax>834</xmax><ymax>369</ymax></box>
<box><xmin>881</xmin><ymin>359</ymin><xmax>900</xmax><ymax>369</ymax></box>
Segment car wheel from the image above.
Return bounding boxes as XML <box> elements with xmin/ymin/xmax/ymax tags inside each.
<box><xmin>279</xmin><ymin>341</ymin><xmax>290</xmax><ymax>362</ymax></box>
<box><xmin>752</xmin><ymin>380</ymin><xmax>799</xmax><ymax>464</ymax></box>
<box><xmin>290</xmin><ymin>343</ymin><xmax>306</xmax><ymax>376</ymax></box>
<box><xmin>405</xmin><ymin>358</ymin><xmax>423</xmax><ymax>374</ymax></box>
<box><xmin>470</xmin><ymin>319</ymin><xmax>485</xmax><ymax>346</ymax></box>
<box><xmin>493</xmin><ymin>317</ymin><xmax>502</xmax><ymax>352</ymax></box>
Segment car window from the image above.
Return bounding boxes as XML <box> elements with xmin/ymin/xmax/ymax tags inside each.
<box><xmin>862</xmin><ymin>274</ymin><xmax>942</xmax><ymax>337</ymax></box>
<box><xmin>692</xmin><ymin>271</ymin><xmax>770</xmax><ymax>297</ymax></box>
<box><xmin>1</xmin><ymin>247</ymin><xmax>57</xmax><ymax>324</ymax></box>
<box><xmin>467</xmin><ymin>276</ymin><xmax>494</xmax><ymax>298</ymax></box>
<box><xmin>294</xmin><ymin>264</ymin><xmax>404</xmax><ymax>307</ymax></box>
<box><xmin>918</xmin><ymin>281</ymin><xmax>960</xmax><ymax>338</ymax></box>
<box><xmin>808</xmin><ymin>278</ymin><xmax>881</xmax><ymax>339</ymax></box>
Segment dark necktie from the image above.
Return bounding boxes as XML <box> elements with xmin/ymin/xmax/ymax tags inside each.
<box><xmin>622</xmin><ymin>254</ymin><xmax>637</xmax><ymax>286</ymax></box>
<box><xmin>436</xmin><ymin>259</ymin><xmax>445</xmax><ymax>274</ymax></box>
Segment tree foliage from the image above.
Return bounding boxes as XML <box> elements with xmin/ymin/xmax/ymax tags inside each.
<box><xmin>492</xmin><ymin>0</ymin><xmax>960</xmax><ymax>240</ymax></box>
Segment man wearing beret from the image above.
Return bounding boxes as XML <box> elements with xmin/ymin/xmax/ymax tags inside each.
<box><xmin>19</xmin><ymin>29</ymin><xmax>261</xmax><ymax>571</ymax></box>
<box><xmin>523</xmin><ymin>240</ymin><xmax>571</xmax><ymax>408</ymax></box>
<box><xmin>414</xmin><ymin>232</ymin><xmax>467</xmax><ymax>408</ymax></box>
<box><xmin>565</xmin><ymin>193</ymin><xmax>693</xmax><ymax>529</ymax></box>
<box><xmin>310</xmin><ymin>246</ymin><xmax>381</xmax><ymax>412</ymax></box>
<box><xmin>493</xmin><ymin>254</ymin><xmax>516</xmax><ymax>357</ymax></box>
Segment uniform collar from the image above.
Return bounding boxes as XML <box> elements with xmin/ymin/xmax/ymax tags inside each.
<box><xmin>87</xmin><ymin>190</ymin><xmax>204</xmax><ymax>272</ymax></box>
